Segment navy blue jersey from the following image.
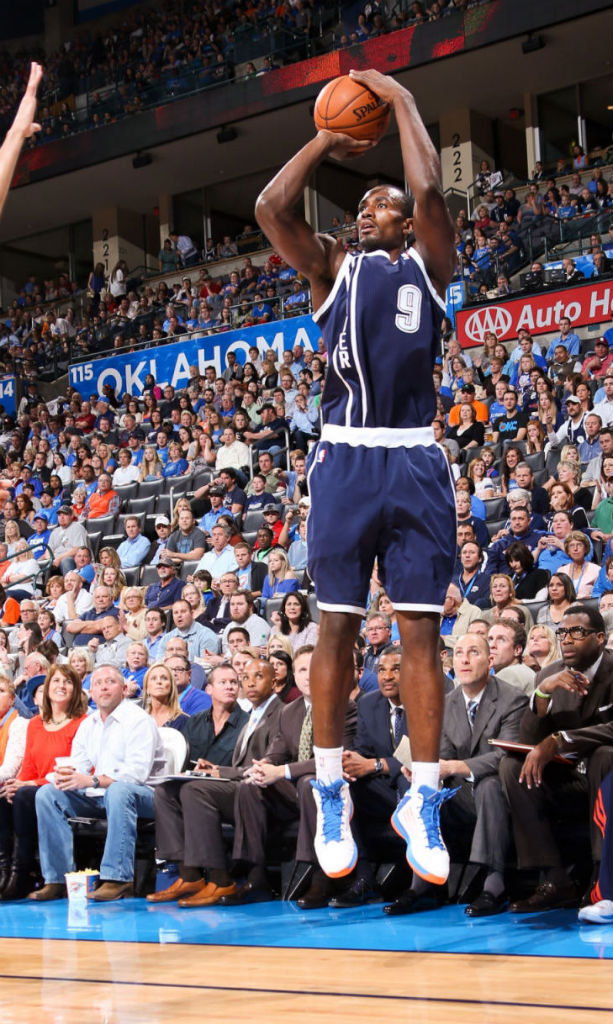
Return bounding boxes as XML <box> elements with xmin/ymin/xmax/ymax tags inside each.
<box><xmin>313</xmin><ymin>247</ymin><xmax>445</xmax><ymax>431</ymax></box>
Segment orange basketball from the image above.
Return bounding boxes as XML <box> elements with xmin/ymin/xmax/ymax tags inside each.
<box><xmin>314</xmin><ymin>75</ymin><xmax>390</xmax><ymax>143</ymax></box>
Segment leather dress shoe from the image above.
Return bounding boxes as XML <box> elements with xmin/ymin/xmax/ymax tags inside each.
<box><xmin>28</xmin><ymin>883</ymin><xmax>67</xmax><ymax>902</ymax></box>
<box><xmin>89</xmin><ymin>881</ymin><xmax>134</xmax><ymax>902</ymax></box>
<box><xmin>147</xmin><ymin>878</ymin><xmax>206</xmax><ymax>903</ymax></box>
<box><xmin>465</xmin><ymin>890</ymin><xmax>507</xmax><ymax>917</ymax></box>
<box><xmin>383</xmin><ymin>888</ymin><xmax>445</xmax><ymax>917</ymax></box>
<box><xmin>1</xmin><ymin>871</ymin><xmax>38</xmax><ymax>901</ymax></box>
<box><xmin>218</xmin><ymin>881</ymin><xmax>275</xmax><ymax>906</ymax></box>
<box><xmin>178</xmin><ymin>881</ymin><xmax>237</xmax><ymax>907</ymax></box>
<box><xmin>510</xmin><ymin>880</ymin><xmax>579</xmax><ymax>913</ymax></box>
<box><xmin>296</xmin><ymin>879</ymin><xmax>331</xmax><ymax>910</ymax></box>
<box><xmin>328</xmin><ymin>877</ymin><xmax>378</xmax><ymax>909</ymax></box>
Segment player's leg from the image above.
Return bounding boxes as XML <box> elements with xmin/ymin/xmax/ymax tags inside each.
<box><xmin>305</xmin><ymin>442</ymin><xmax>379</xmax><ymax>878</ymax></box>
<box><xmin>310</xmin><ymin>610</ymin><xmax>361</xmax><ymax>749</ymax></box>
<box><xmin>309</xmin><ymin>610</ymin><xmax>362</xmax><ymax>878</ymax></box>
<box><xmin>382</xmin><ymin>445</ymin><xmax>457</xmax><ymax>885</ymax></box>
<box><xmin>579</xmin><ymin>769</ymin><xmax>613</xmax><ymax>924</ymax></box>
<box><xmin>390</xmin><ymin>611</ymin><xmax>454</xmax><ymax>885</ymax></box>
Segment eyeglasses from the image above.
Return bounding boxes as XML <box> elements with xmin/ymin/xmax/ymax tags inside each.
<box><xmin>555</xmin><ymin>626</ymin><xmax>598</xmax><ymax>640</ymax></box>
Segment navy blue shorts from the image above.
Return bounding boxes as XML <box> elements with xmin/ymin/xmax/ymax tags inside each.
<box><xmin>306</xmin><ymin>440</ymin><xmax>456</xmax><ymax>615</ymax></box>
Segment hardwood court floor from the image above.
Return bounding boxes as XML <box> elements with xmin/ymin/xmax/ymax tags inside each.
<box><xmin>0</xmin><ymin>900</ymin><xmax>610</xmax><ymax>1024</ymax></box>
<box><xmin>0</xmin><ymin>938</ymin><xmax>610</xmax><ymax>1024</ymax></box>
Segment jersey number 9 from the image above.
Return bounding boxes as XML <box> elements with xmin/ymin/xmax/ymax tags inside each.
<box><xmin>395</xmin><ymin>284</ymin><xmax>422</xmax><ymax>334</ymax></box>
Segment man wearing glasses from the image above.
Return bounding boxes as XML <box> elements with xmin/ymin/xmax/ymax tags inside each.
<box><xmin>500</xmin><ymin>604</ymin><xmax>613</xmax><ymax>912</ymax></box>
<box><xmin>362</xmin><ymin>613</ymin><xmax>393</xmax><ymax>673</ymax></box>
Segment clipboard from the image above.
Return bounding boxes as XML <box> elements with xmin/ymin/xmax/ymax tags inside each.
<box><xmin>488</xmin><ymin>738</ymin><xmax>574</xmax><ymax>764</ymax></box>
<box><xmin>147</xmin><ymin>772</ymin><xmax>233</xmax><ymax>785</ymax></box>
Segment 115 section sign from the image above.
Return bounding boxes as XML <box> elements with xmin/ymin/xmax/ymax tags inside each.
<box><xmin>457</xmin><ymin>280</ymin><xmax>613</xmax><ymax>348</ymax></box>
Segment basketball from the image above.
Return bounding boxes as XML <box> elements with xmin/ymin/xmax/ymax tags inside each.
<box><xmin>313</xmin><ymin>75</ymin><xmax>390</xmax><ymax>143</ymax></box>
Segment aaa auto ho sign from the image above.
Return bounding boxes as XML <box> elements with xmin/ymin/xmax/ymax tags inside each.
<box><xmin>457</xmin><ymin>280</ymin><xmax>613</xmax><ymax>348</ymax></box>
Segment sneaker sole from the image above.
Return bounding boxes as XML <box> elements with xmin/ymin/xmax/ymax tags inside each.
<box><xmin>391</xmin><ymin>807</ymin><xmax>448</xmax><ymax>886</ymax></box>
<box><xmin>578</xmin><ymin>910</ymin><xmax>613</xmax><ymax>924</ymax></box>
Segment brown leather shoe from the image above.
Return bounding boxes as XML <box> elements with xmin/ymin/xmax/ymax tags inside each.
<box><xmin>89</xmin><ymin>881</ymin><xmax>134</xmax><ymax>902</ymax></box>
<box><xmin>146</xmin><ymin>877</ymin><xmax>206</xmax><ymax>903</ymax></box>
<box><xmin>509</xmin><ymin>880</ymin><xmax>579</xmax><ymax>913</ymax></box>
<box><xmin>28</xmin><ymin>883</ymin><xmax>67</xmax><ymax>902</ymax></box>
<box><xmin>178</xmin><ymin>881</ymin><xmax>237</xmax><ymax>907</ymax></box>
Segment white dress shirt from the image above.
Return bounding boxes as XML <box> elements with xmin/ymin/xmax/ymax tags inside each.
<box><xmin>54</xmin><ymin>588</ymin><xmax>94</xmax><ymax>626</ymax></box>
<box><xmin>70</xmin><ymin>699</ymin><xmax>165</xmax><ymax>787</ymax></box>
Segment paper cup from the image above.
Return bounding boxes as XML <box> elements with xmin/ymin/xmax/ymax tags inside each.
<box><xmin>65</xmin><ymin>870</ymin><xmax>99</xmax><ymax>901</ymax></box>
<box><xmin>55</xmin><ymin>757</ymin><xmax>74</xmax><ymax>777</ymax></box>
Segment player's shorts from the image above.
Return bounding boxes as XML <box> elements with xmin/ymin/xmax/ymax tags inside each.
<box><xmin>306</xmin><ymin>425</ymin><xmax>457</xmax><ymax>615</ymax></box>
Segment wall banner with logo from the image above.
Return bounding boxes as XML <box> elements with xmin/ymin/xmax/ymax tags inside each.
<box><xmin>68</xmin><ymin>315</ymin><xmax>321</xmax><ymax>399</ymax></box>
<box><xmin>456</xmin><ymin>280</ymin><xmax>613</xmax><ymax>349</ymax></box>
<box><xmin>0</xmin><ymin>376</ymin><xmax>17</xmax><ymax>417</ymax></box>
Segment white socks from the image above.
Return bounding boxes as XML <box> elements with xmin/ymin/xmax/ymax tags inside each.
<box><xmin>314</xmin><ymin>745</ymin><xmax>343</xmax><ymax>785</ymax></box>
<box><xmin>411</xmin><ymin>761</ymin><xmax>441</xmax><ymax>793</ymax></box>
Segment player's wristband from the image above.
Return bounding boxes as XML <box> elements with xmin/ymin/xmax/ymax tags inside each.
<box><xmin>535</xmin><ymin>687</ymin><xmax>552</xmax><ymax>701</ymax></box>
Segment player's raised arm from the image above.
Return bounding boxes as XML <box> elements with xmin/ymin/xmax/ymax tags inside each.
<box><xmin>0</xmin><ymin>62</ymin><xmax>43</xmax><ymax>220</ymax></box>
<box><xmin>349</xmin><ymin>69</ymin><xmax>455</xmax><ymax>298</ymax></box>
<box><xmin>255</xmin><ymin>131</ymin><xmax>370</xmax><ymax>307</ymax></box>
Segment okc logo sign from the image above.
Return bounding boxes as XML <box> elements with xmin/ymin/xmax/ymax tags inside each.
<box><xmin>463</xmin><ymin>306</ymin><xmax>512</xmax><ymax>343</ymax></box>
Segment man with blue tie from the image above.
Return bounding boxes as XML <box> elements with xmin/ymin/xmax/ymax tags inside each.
<box><xmin>333</xmin><ymin>648</ymin><xmax>454</xmax><ymax>908</ymax></box>
<box><xmin>384</xmin><ymin>631</ymin><xmax>527</xmax><ymax>917</ymax></box>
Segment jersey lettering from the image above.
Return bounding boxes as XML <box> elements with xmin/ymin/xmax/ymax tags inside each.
<box><xmin>395</xmin><ymin>284</ymin><xmax>422</xmax><ymax>334</ymax></box>
<box><xmin>337</xmin><ymin>324</ymin><xmax>351</xmax><ymax>369</ymax></box>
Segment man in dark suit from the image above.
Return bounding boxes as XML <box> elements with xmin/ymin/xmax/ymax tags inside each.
<box><xmin>500</xmin><ymin>604</ymin><xmax>613</xmax><ymax>912</ymax></box>
<box><xmin>148</xmin><ymin>660</ymin><xmax>282</xmax><ymax>907</ymax></box>
<box><xmin>519</xmin><ymin>721</ymin><xmax>613</xmax><ymax>924</ymax></box>
<box><xmin>233</xmin><ymin>542</ymin><xmax>267</xmax><ymax>599</ymax></box>
<box><xmin>201</xmin><ymin>571</ymin><xmax>239</xmax><ymax>633</ymax></box>
<box><xmin>225</xmin><ymin>645</ymin><xmax>357</xmax><ymax>907</ymax></box>
<box><xmin>333</xmin><ymin>648</ymin><xmax>454</xmax><ymax>907</ymax></box>
<box><xmin>384</xmin><ymin>631</ymin><xmax>527</xmax><ymax>917</ymax></box>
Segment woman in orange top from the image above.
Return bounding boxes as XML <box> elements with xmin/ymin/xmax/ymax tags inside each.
<box><xmin>0</xmin><ymin>664</ymin><xmax>86</xmax><ymax>901</ymax></box>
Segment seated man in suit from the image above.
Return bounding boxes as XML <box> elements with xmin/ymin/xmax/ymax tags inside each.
<box><xmin>201</xmin><ymin>571</ymin><xmax>239</xmax><ymax>633</ymax></box>
<box><xmin>148</xmin><ymin>660</ymin><xmax>283</xmax><ymax>906</ymax></box>
<box><xmin>333</xmin><ymin>648</ymin><xmax>453</xmax><ymax>907</ymax></box>
<box><xmin>519</xmin><ymin>721</ymin><xmax>613</xmax><ymax>924</ymax></box>
<box><xmin>500</xmin><ymin>604</ymin><xmax>613</xmax><ymax>912</ymax></box>
<box><xmin>385</xmin><ymin>631</ymin><xmax>528</xmax><ymax>917</ymax></box>
<box><xmin>226</xmin><ymin>646</ymin><xmax>357</xmax><ymax>908</ymax></box>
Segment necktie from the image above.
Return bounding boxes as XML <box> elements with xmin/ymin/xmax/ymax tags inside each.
<box><xmin>239</xmin><ymin>710</ymin><xmax>258</xmax><ymax>756</ymax></box>
<box><xmin>393</xmin><ymin>707</ymin><xmax>404</xmax><ymax>746</ymax></box>
<box><xmin>467</xmin><ymin>699</ymin><xmax>479</xmax><ymax>729</ymax></box>
<box><xmin>298</xmin><ymin>705</ymin><xmax>313</xmax><ymax>762</ymax></box>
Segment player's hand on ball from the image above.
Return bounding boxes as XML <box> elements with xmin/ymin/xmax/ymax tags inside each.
<box><xmin>348</xmin><ymin>68</ymin><xmax>406</xmax><ymax>107</ymax></box>
<box><xmin>318</xmin><ymin>129</ymin><xmax>375</xmax><ymax>161</ymax></box>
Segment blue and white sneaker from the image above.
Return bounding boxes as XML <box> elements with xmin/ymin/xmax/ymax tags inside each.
<box><xmin>578</xmin><ymin>899</ymin><xmax>613</xmax><ymax>925</ymax></box>
<box><xmin>311</xmin><ymin>779</ymin><xmax>358</xmax><ymax>879</ymax></box>
<box><xmin>391</xmin><ymin>785</ymin><xmax>458</xmax><ymax>886</ymax></box>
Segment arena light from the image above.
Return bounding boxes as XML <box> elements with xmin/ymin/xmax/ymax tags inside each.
<box><xmin>132</xmin><ymin>152</ymin><xmax>153</xmax><ymax>169</ymax></box>
<box><xmin>522</xmin><ymin>35</ymin><xmax>544</xmax><ymax>54</ymax></box>
<box><xmin>217</xmin><ymin>125</ymin><xmax>238</xmax><ymax>144</ymax></box>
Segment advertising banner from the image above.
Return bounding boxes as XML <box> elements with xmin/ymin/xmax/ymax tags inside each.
<box><xmin>0</xmin><ymin>377</ymin><xmax>17</xmax><ymax>417</ymax></box>
<box><xmin>69</xmin><ymin>315</ymin><xmax>321</xmax><ymax>399</ymax></box>
<box><xmin>456</xmin><ymin>280</ymin><xmax>613</xmax><ymax>349</ymax></box>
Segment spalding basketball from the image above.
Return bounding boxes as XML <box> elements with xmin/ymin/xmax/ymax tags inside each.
<box><xmin>314</xmin><ymin>75</ymin><xmax>390</xmax><ymax>143</ymax></box>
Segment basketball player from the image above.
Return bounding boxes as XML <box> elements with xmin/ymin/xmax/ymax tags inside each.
<box><xmin>255</xmin><ymin>68</ymin><xmax>457</xmax><ymax>886</ymax></box>
<box><xmin>0</xmin><ymin>63</ymin><xmax>43</xmax><ymax>218</ymax></box>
